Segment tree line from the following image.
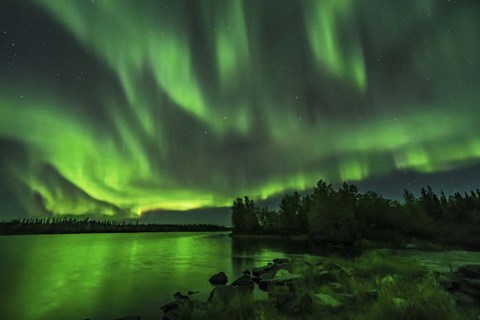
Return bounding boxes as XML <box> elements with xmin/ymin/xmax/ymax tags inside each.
<box><xmin>231</xmin><ymin>180</ymin><xmax>480</xmax><ymax>248</ymax></box>
<box><xmin>0</xmin><ymin>217</ymin><xmax>229</xmax><ymax>235</ymax></box>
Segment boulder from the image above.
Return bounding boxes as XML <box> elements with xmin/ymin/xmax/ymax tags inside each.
<box><xmin>173</xmin><ymin>291</ymin><xmax>189</xmax><ymax>302</ymax></box>
<box><xmin>314</xmin><ymin>293</ymin><xmax>343</xmax><ymax>308</ymax></box>
<box><xmin>259</xmin><ymin>269</ymin><xmax>304</xmax><ymax>291</ymax></box>
<box><xmin>231</xmin><ymin>274</ymin><xmax>254</xmax><ymax>293</ymax></box>
<box><xmin>253</xmin><ymin>264</ymin><xmax>274</xmax><ymax>277</ymax></box>
<box><xmin>253</xmin><ymin>268</ymin><xmax>277</xmax><ymax>285</ymax></box>
<box><xmin>276</xmin><ymin>262</ymin><xmax>293</xmax><ymax>273</ymax></box>
<box><xmin>209</xmin><ymin>271</ymin><xmax>228</xmax><ymax>285</ymax></box>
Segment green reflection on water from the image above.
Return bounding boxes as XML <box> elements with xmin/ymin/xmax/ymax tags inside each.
<box><xmin>0</xmin><ymin>232</ymin><xmax>307</xmax><ymax>320</ymax></box>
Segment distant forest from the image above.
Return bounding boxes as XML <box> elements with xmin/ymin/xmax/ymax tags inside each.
<box><xmin>231</xmin><ymin>180</ymin><xmax>480</xmax><ymax>249</ymax></box>
<box><xmin>0</xmin><ymin>217</ymin><xmax>229</xmax><ymax>235</ymax></box>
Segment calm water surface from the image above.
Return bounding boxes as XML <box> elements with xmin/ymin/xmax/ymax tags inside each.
<box><xmin>0</xmin><ymin>232</ymin><xmax>324</xmax><ymax>320</ymax></box>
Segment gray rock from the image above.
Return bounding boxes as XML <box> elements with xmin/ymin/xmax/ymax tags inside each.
<box><xmin>209</xmin><ymin>271</ymin><xmax>228</xmax><ymax>285</ymax></box>
<box><xmin>253</xmin><ymin>268</ymin><xmax>277</xmax><ymax>285</ymax></box>
<box><xmin>173</xmin><ymin>291</ymin><xmax>189</xmax><ymax>302</ymax></box>
<box><xmin>259</xmin><ymin>269</ymin><xmax>304</xmax><ymax>291</ymax></box>
<box><xmin>253</xmin><ymin>264</ymin><xmax>274</xmax><ymax>277</ymax></box>
<box><xmin>276</xmin><ymin>262</ymin><xmax>293</xmax><ymax>273</ymax></box>
<box><xmin>231</xmin><ymin>274</ymin><xmax>254</xmax><ymax>293</ymax></box>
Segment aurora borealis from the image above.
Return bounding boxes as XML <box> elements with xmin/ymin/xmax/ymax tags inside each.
<box><xmin>0</xmin><ymin>0</ymin><xmax>479</xmax><ymax>219</ymax></box>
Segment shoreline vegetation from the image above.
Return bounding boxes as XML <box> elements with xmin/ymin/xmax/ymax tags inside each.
<box><xmin>230</xmin><ymin>180</ymin><xmax>480</xmax><ymax>251</ymax></box>
<box><xmin>0</xmin><ymin>218</ymin><xmax>229</xmax><ymax>235</ymax></box>
<box><xmin>154</xmin><ymin>251</ymin><xmax>480</xmax><ymax>320</ymax></box>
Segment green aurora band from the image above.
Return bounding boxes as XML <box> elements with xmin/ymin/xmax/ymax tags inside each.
<box><xmin>0</xmin><ymin>0</ymin><xmax>479</xmax><ymax>216</ymax></box>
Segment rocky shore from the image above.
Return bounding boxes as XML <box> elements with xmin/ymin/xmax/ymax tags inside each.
<box><xmin>105</xmin><ymin>252</ymin><xmax>480</xmax><ymax>320</ymax></box>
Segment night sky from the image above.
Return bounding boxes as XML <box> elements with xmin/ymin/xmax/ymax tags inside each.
<box><xmin>1</xmin><ymin>0</ymin><xmax>479</xmax><ymax>222</ymax></box>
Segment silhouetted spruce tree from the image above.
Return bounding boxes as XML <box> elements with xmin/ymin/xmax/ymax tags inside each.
<box><xmin>266</xmin><ymin>209</ymin><xmax>281</xmax><ymax>228</ymax></box>
<box><xmin>307</xmin><ymin>180</ymin><xmax>335</xmax><ymax>233</ymax></box>
<box><xmin>231</xmin><ymin>197</ymin><xmax>246</xmax><ymax>232</ymax></box>
<box><xmin>297</xmin><ymin>195</ymin><xmax>310</xmax><ymax>232</ymax></box>
<box><xmin>231</xmin><ymin>196</ymin><xmax>259</xmax><ymax>232</ymax></box>
<box><xmin>257</xmin><ymin>206</ymin><xmax>269</xmax><ymax>227</ymax></box>
<box><xmin>279</xmin><ymin>191</ymin><xmax>301</xmax><ymax>229</ymax></box>
<box><xmin>244</xmin><ymin>196</ymin><xmax>260</xmax><ymax>231</ymax></box>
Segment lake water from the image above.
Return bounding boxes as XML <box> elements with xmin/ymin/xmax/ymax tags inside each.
<box><xmin>0</xmin><ymin>232</ymin><xmax>326</xmax><ymax>320</ymax></box>
<box><xmin>2</xmin><ymin>233</ymin><xmax>479</xmax><ymax>320</ymax></box>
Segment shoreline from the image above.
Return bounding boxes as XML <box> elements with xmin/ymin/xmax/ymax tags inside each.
<box><xmin>229</xmin><ymin>233</ymin><xmax>309</xmax><ymax>241</ymax></box>
<box><xmin>0</xmin><ymin>230</ymin><xmax>231</xmax><ymax>236</ymax></box>
<box><xmin>156</xmin><ymin>250</ymin><xmax>480</xmax><ymax>320</ymax></box>
<box><xmin>230</xmin><ymin>231</ymin><xmax>480</xmax><ymax>251</ymax></box>
<box><xmin>0</xmin><ymin>218</ymin><xmax>230</xmax><ymax>236</ymax></box>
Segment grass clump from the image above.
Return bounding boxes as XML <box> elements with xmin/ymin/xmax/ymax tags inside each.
<box><xmin>352</xmin><ymin>250</ymin><xmax>425</xmax><ymax>279</ymax></box>
<box><xmin>359</xmin><ymin>275</ymin><xmax>458</xmax><ymax>320</ymax></box>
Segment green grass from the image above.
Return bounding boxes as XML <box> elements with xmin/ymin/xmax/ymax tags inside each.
<box><xmin>357</xmin><ymin>275</ymin><xmax>458</xmax><ymax>320</ymax></box>
<box><xmin>171</xmin><ymin>251</ymin><xmax>479</xmax><ymax>320</ymax></box>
